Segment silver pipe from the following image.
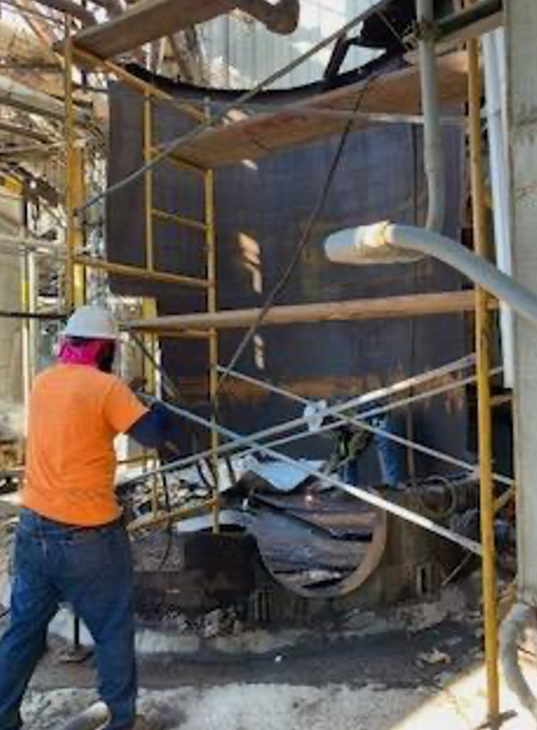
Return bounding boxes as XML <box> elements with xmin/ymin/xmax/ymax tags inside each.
<box><xmin>326</xmin><ymin>223</ymin><xmax>537</xmax><ymax>329</ymax></box>
<box><xmin>387</xmin><ymin>225</ymin><xmax>537</xmax><ymax>327</ymax></box>
<box><xmin>122</xmin><ymin>355</ymin><xmax>476</xmax><ymax>483</ymax></box>
<box><xmin>417</xmin><ymin>0</ymin><xmax>445</xmax><ymax>231</ymax></box>
<box><xmin>120</xmin><ymin>355</ymin><xmax>478</xmax><ymax>484</ymax></box>
<box><xmin>500</xmin><ymin>603</ymin><xmax>537</xmax><ymax>719</ymax></box>
<box><xmin>217</xmin><ymin>364</ymin><xmax>513</xmax><ymax>487</ymax></box>
<box><xmin>150</xmin><ymin>396</ymin><xmax>483</xmax><ymax>555</ymax></box>
<box><xmin>235</xmin><ymin>0</ymin><xmax>299</xmax><ymax>35</ymax></box>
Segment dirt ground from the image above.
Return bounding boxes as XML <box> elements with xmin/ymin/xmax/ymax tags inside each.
<box><xmin>0</xmin><ymin>606</ymin><xmax>534</xmax><ymax>729</ymax></box>
<box><xmin>1</xmin><ymin>499</ymin><xmax>535</xmax><ymax>730</ymax></box>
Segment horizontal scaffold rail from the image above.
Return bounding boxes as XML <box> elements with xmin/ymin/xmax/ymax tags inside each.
<box><xmin>124</xmin><ymin>290</ymin><xmax>497</xmax><ymax>332</ymax></box>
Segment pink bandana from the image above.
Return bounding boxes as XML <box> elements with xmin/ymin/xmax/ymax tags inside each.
<box><xmin>58</xmin><ymin>337</ymin><xmax>108</xmax><ymax>367</ymax></box>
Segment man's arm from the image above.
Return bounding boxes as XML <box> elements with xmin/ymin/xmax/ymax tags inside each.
<box><xmin>126</xmin><ymin>401</ymin><xmax>174</xmax><ymax>449</ymax></box>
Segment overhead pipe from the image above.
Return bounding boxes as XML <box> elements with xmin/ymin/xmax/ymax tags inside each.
<box><xmin>235</xmin><ymin>0</ymin><xmax>300</xmax><ymax>35</ymax></box>
<box><xmin>85</xmin><ymin>0</ymin><xmax>123</xmax><ymax>17</ymax></box>
<box><xmin>31</xmin><ymin>0</ymin><xmax>96</xmax><ymax>25</ymax></box>
<box><xmin>0</xmin><ymin>76</ymin><xmax>89</xmax><ymax>124</ymax></box>
<box><xmin>467</xmin><ymin>26</ymin><xmax>499</xmax><ymax>725</ymax></box>
<box><xmin>500</xmin><ymin>604</ymin><xmax>537</xmax><ymax>719</ymax></box>
<box><xmin>416</xmin><ymin>0</ymin><xmax>445</xmax><ymax>232</ymax></box>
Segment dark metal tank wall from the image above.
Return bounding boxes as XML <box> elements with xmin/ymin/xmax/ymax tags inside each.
<box><xmin>107</xmin><ymin>82</ymin><xmax>468</xmax><ymax>476</ymax></box>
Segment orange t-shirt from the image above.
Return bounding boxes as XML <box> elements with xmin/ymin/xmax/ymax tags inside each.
<box><xmin>21</xmin><ymin>363</ymin><xmax>148</xmax><ymax>526</ymax></box>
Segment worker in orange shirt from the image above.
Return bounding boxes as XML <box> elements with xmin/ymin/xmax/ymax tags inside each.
<box><xmin>0</xmin><ymin>305</ymin><xmax>172</xmax><ymax>730</ymax></box>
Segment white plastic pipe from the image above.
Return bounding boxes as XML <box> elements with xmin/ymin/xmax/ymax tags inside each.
<box><xmin>325</xmin><ymin>222</ymin><xmax>537</xmax><ymax>328</ymax></box>
<box><xmin>483</xmin><ymin>29</ymin><xmax>514</xmax><ymax>386</ymax></box>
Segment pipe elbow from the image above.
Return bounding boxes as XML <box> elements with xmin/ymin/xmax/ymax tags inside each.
<box><xmin>500</xmin><ymin>601</ymin><xmax>537</xmax><ymax>719</ymax></box>
<box><xmin>236</xmin><ymin>0</ymin><xmax>300</xmax><ymax>35</ymax></box>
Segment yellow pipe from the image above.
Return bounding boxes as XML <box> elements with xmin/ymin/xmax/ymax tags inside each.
<box><xmin>72</xmin><ymin>147</ymin><xmax>86</xmax><ymax>306</ymax></box>
<box><xmin>143</xmin><ymin>92</ymin><xmax>154</xmax><ymax>273</ymax></box>
<box><xmin>468</xmin><ymin>33</ymin><xmax>500</xmax><ymax>725</ymax></box>
<box><xmin>152</xmin><ymin>148</ymin><xmax>206</xmax><ymax>175</ymax></box>
<box><xmin>73</xmin><ymin>255</ymin><xmax>209</xmax><ymax>288</ymax></box>
<box><xmin>64</xmin><ymin>33</ymin><xmax>76</xmax><ymax>312</ymax></box>
<box><xmin>205</xmin><ymin>162</ymin><xmax>219</xmax><ymax>533</ymax></box>
<box><xmin>20</xmin><ymin>253</ymin><xmax>31</xmax><ymax>408</ymax></box>
<box><xmin>152</xmin><ymin>207</ymin><xmax>208</xmax><ymax>232</ymax></box>
<box><xmin>127</xmin><ymin>328</ymin><xmax>213</xmax><ymax>340</ymax></box>
<box><xmin>142</xmin><ymin>298</ymin><xmax>159</xmax><ymax>517</ymax></box>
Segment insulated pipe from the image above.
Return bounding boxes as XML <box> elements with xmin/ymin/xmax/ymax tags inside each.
<box><xmin>483</xmin><ymin>29</ymin><xmax>514</xmax><ymax>387</ymax></box>
<box><xmin>31</xmin><ymin>0</ymin><xmax>96</xmax><ymax>25</ymax></box>
<box><xmin>325</xmin><ymin>223</ymin><xmax>537</xmax><ymax>329</ymax></box>
<box><xmin>235</xmin><ymin>0</ymin><xmax>300</xmax><ymax>35</ymax></box>
<box><xmin>417</xmin><ymin>0</ymin><xmax>445</xmax><ymax>232</ymax></box>
<box><xmin>500</xmin><ymin>603</ymin><xmax>537</xmax><ymax>719</ymax></box>
<box><xmin>85</xmin><ymin>0</ymin><xmax>123</xmax><ymax>17</ymax></box>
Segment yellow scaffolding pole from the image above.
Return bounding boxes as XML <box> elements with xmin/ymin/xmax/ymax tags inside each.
<box><xmin>72</xmin><ymin>147</ymin><xmax>87</xmax><ymax>307</ymax></box>
<box><xmin>468</xmin><ymin>32</ymin><xmax>500</xmax><ymax>727</ymax></box>
<box><xmin>143</xmin><ymin>91</ymin><xmax>154</xmax><ymax>273</ymax></box>
<box><xmin>64</xmin><ymin>32</ymin><xmax>76</xmax><ymax>312</ymax></box>
<box><xmin>73</xmin><ymin>255</ymin><xmax>209</xmax><ymax>288</ymax></box>
<box><xmin>205</xmin><ymin>157</ymin><xmax>219</xmax><ymax>534</ymax></box>
<box><xmin>64</xmin><ymin>42</ymin><xmax>219</xmax><ymax>537</ymax></box>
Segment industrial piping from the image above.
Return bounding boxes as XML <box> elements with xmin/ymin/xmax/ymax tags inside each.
<box><xmin>235</xmin><ymin>0</ymin><xmax>300</xmax><ymax>35</ymax></box>
<box><xmin>417</xmin><ymin>0</ymin><xmax>445</xmax><ymax>232</ymax></box>
<box><xmin>500</xmin><ymin>603</ymin><xmax>537</xmax><ymax>718</ymax></box>
<box><xmin>325</xmin><ymin>223</ymin><xmax>537</xmax><ymax>330</ymax></box>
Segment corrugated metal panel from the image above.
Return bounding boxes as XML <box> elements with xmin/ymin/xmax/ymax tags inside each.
<box><xmin>200</xmin><ymin>0</ymin><xmax>381</xmax><ymax>89</ymax></box>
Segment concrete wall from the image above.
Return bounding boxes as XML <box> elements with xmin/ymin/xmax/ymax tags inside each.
<box><xmin>507</xmin><ymin>0</ymin><xmax>537</xmax><ymax>604</ymax></box>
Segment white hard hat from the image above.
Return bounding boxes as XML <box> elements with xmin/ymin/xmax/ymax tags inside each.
<box><xmin>64</xmin><ymin>305</ymin><xmax>119</xmax><ymax>340</ymax></box>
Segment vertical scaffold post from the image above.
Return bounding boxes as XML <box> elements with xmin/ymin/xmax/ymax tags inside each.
<box><xmin>142</xmin><ymin>91</ymin><xmax>159</xmax><ymax>516</ymax></box>
<box><xmin>205</xmin><ymin>103</ymin><xmax>219</xmax><ymax>533</ymax></box>
<box><xmin>64</xmin><ymin>27</ymin><xmax>76</xmax><ymax>312</ymax></box>
<box><xmin>468</xmin><ymin>28</ymin><xmax>500</xmax><ymax>728</ymax></box>
<box><xmin>143</xmin><ymin>91</ymin><xmax>154</xmax><ymax>273</ymax></box>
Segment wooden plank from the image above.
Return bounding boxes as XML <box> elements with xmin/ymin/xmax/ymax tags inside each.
<box><xmin>167</xmin><ymin>52</ymin><xmax>469</xmax><ymax>168</ymax></box>
<box><xmin>73</xmin><ymin>0</ymin><xmax>236</xmax><ymax>60</ymax></box>
<box><xmin>124</xmin><ymin>290</ymin><xmax>497</xmax><ymax>332</ymax></box>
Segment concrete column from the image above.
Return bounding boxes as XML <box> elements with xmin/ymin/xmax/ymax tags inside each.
<box><xmin>507</xmin><ymin>1</ymin><xmax>537</xmax><ymax>604</ymax></box>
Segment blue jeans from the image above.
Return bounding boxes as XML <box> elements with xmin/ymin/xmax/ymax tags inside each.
<box><xmin>340</xmin><ymin>416</ymin><xmax>406</xmax><ymax>488</ymax></box>
<box><xmin>0</xmin><ymin>508</ymin><xmax>136</xmax><ymax>730</ymax></box>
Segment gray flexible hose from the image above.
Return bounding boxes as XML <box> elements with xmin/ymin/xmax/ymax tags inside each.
<box><xmin>324</xmin><ymin>222</ymin><xmax>537</xmax><ymax>328</ymax></box>
<box><xmin>387</xmin><ymin>225</ymin><xmax>537</xmax><ymax>327</ymax></box>
<box><xmin>500</xmin><ymin>602</ymin><xmax>537</xmax><ymax>719</ymax></box>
